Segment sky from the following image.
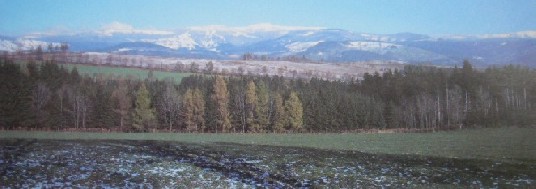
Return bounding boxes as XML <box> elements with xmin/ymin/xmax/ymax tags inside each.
<box><xmin>0</xmin><ymin>0</ymin><xmax>535</xmax><ymax>36</ymax></box>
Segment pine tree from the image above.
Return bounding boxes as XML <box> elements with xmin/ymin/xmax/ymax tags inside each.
<box><xmin>70</xmin><ymin>66</ymin><xmax>80</xmax><ymax>84</ymax></box>
<box><xmin>93</xmin><ymin>84</ymin><xmax>114</xmax><ymax>128</ymax></box>
<box><xmin>27</xmin><ymin>61</ymin><xmax>39</xmax><ymax>82</ymax></box>
<box><xmin>132</xmin><ymin>83</ymin><xmax>156</xmax><ymax>132</ymax></box>
<box><xmin>205</xmin><ymin>61</ymin><xmax>214</xmax><ymax>73</ymax></box>
<box><xmin>0</xmin><ymin>62</ymin><xmax>32</xmax><ymax>129</ymax></box>
<box><xmin>36</xmin><ymin>45</ymin><xmax>43</xmax><ymax>61</ymax></box>
<box><xmin>285</xmin><ymin>91</ymin><xmax>303</xmax><ymax>132</ymax></box>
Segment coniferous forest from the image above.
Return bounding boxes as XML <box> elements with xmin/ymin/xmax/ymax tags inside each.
<box><xmin>1</xmin><ymin>58</ymin><xmax>535</xmax><ymax>133</ymax></box>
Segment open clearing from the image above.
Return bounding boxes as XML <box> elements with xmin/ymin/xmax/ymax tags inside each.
<box><xmin>60</xmin><ymin>63</ymin><xmax>192</xmax><ymax>83</ymax></box>
<box><xmin>16</xmin><ymin>61</ymin><xmax>193</xmax><ymax>82</ymax></box>
<box><xmin>1</xmin><ymin>128</ymin><xmax>535</xmax><ymax>187</ymax></box>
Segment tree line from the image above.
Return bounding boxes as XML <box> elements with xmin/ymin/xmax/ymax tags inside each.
<box><xmin>1</xmin><ymin>58</ymin><xmax>534</xmax><ymax>132</ymax></box>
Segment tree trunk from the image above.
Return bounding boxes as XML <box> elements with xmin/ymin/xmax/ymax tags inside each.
<box><xmin>60</xmin><ymin>95</ymin><xmax>63</xmax><ymax>128</ymax></box>
<box><xmin>524</xmin><ymin>87</ymin><xmax>527</xmax><ymax>110</ymax></box>
<box><xmin>437</xmin><ymin>95</ymin><xmax>441</xmax><ymax>129</ymax></box>
<box><xmin>465</xmin><ymin>91</ymin><xmax>468</xmax><ymax>113</ymax></box>
<box><xmin>446</xmin><ymin>85</ymin><xmax>449</xmax><ymax>127</ymax></box>
<box><xmin>120</xmin><ymin>116</ymin><xmax>124</xmax><ymax>132</ymax></box>
<box><xmin>82</xmin><ymin>110</ymin><xmax>86</xmax><ymax>129</ymax></box>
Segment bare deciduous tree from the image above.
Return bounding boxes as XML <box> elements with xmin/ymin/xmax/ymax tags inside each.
<box><xmin>111</xmin><ymin>80</ymin><xmax>132</xmax><ymax>131</ymax></box>
<box><xmin>32</xmin><ymin>82</ymin><xmax>51</xmax><ymax>128</ymax></box>
<box><xmin>156</xmin><ymin>82</ymin><xmax>180</xmax><ymax>131</ymax></box>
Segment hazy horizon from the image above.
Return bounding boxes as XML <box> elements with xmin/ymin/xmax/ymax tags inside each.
<box><xmin>1</xmin><ymin>0</ymin><xmax>535</xmax><ymax>36</ymax></box>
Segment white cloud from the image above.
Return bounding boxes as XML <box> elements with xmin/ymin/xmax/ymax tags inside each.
<box><xmin>189</xmin><ymin>23</ymin><xmax>324</xmax><ymax>33</ymax></box>
<box><xmin>514</xmin><ymin>31</ymin><xmax>536</xmax><ymax>38</ymax></box>
<box><xmin>442</xmin><ymin>30</ymin><xmax>536</xmax><ymax>39</ymax></box>
<box><xmin>97</xmin><ymin>21</ymin><xmax>174</xmax><ymax>36</ymax></box>
<box><xmin>23</xmin><ymin>26</ymin><xmax>79</xmax><ymax>38</ymax></box>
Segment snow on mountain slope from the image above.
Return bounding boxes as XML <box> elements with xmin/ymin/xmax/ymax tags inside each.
<box><xmin>0</xmin><ymin>38</ymin><xmax>60</xmax><ymax>52</ymax></box>
<box><xmin>198</xmin><ymin>30</ymin><xmax>225</xmax><ymax>50</ymax></box>
<box><xmin>346</xmin><ymin>41</ymin><xmax>401</xmax><ymax>51</ymax></box>
<box><xmin>16</xmin><ymin>38</ymin><xmax>55</xmax><ymax>50</ymax></box>
<box><xmin>361</xmin><ymin>33</ymin><xmax>429</xmax><ymax>42</ymax></box>
<box><xmin>286</xmin><ymin>41</ymin><xmax>323</xmax><ymax>52</ymax></box>
<box><xmin>2</xmin><ymin>24</ymin><xmax>535</xmax><ymax>67</ymax></box>
<box><xmin>185</xmin><ymin>23</ymin><xmax>326</xmax><ymax>46</ymax></box>
<box><xmin>0</xmin><ymin>40</ymin><xmax>18</xmax><ymax>51</ymax></box>
<box><xmin>150</xmin><ymin>33</ymin><xmax>198</xmax><ymax>50</ymax></box>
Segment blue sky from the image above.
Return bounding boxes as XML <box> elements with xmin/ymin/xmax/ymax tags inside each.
<box><xmin>1</xmin><ymin>0</ymin><xmax>535</xmax><ymax>36</ymax></box>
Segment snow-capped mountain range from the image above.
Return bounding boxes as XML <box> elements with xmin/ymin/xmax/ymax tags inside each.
<box><xmin>2</xmin><ymin>23</ymin><xmax>536</xmax><ymax>67</ymax></box>
<box><xmin>0</xmin><ymin>36</ymin><xmax>61</xmax><ymax>52</ymax></box>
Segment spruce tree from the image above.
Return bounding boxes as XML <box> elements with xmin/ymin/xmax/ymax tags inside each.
<box><xmin>0</xmin><ymin>62</ymin><xmax>32</xmax><ymax>129</ymax></box>
<box><xmin>132</xmin><ymin>83</ymin><xmax>156</xmax><ymax>132</ymax></box>
<box><xmin>93</xmin><ymin>84</ymin><xmax>114</xmax><ymax>128</ymax></box>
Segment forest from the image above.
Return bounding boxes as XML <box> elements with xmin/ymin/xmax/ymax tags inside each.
<box><xmin>1</xmin><ymin>57</ymin><xmax>535</xmax><ymax>133</ymax></box>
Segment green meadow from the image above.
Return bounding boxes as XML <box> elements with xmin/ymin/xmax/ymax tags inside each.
<box><xmin>17</xmin><ymin>61</ymin><xmax>192</xmax><ymax>82</ymax></box>
<box><xmin>2</xmin><ymin>128</ymin><xmax>534</xmax><ymax>163</ymax></box>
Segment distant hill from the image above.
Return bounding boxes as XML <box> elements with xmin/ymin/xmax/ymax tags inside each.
<box><xmin>1</xmin><ymin>24</ymin><xmax>535</xmax><ymax>67</ymax></box>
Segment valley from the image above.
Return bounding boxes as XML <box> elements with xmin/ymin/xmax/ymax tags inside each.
<box><xmin>6</xmin><ymin>52</ymin><xmax>405</xmax><ymax>81</ymax></box>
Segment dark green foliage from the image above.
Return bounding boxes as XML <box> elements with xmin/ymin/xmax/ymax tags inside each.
<box><xmin>92</xmin><ymin>84</ymin><xmax>114</xmax><ymax>128</ymax></box>
<box><xmin>132</xmin><ymin>83</ymin><xmax>156</xmax><ymax>131</ymax></box>
<box><xmin>1</xmin><ymin>58</ymin><xmax>534</xmax><ymax>132</ymax></box>
<box><xmin>0</xmin><ymin>61</ymin><xmax>32</xmax><ymax>129</ymax></box>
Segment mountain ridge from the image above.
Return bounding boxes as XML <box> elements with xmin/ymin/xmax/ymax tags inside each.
<box><xmin>1</xmin><ymin>24</ymin><xmax>535</xmax><ymax>67</ymax></box>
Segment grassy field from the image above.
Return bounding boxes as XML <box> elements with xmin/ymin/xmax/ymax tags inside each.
<box><xmin>16</xmin><ymin>61</ymin><xmax>192</xmax><ymax>82</ymax></box>
<box><xmin>1</xmin><ymin>128</ymin><xmax>534</xmax><ymax>162</ymax></box>
<box><xmin>61</xmin><ymin>64</ymin><xmax>192</xmax><ymax>82</ymax></box>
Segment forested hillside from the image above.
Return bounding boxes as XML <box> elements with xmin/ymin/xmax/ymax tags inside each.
<box><xmin>1</xmin><ymin>58</ymin><xmax>534</xmax><ymax>132</ymax></box>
